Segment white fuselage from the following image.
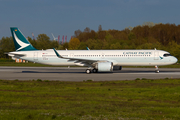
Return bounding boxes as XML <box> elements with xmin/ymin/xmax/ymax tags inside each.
<box><xmin>9</xmin><ymin>49</ymin><xmax>178</xmax><ymax>66</ymax></box>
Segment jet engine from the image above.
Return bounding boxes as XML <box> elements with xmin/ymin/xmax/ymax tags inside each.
<box><xmin>95</xmin><ymin>62</ymin><xmax>113</xmax><ymax>72</ymax></box>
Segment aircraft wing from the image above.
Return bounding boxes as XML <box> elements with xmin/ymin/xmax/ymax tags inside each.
<box><xmin>53</xmin><ymin>48</ymin><xmax>106</xmax><ymax>65</ymax></box>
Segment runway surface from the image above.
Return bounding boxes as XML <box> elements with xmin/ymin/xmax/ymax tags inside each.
<box><xmin>0</xmin><ymin>67</ymin><xmax>180</xmax><ymax>81</ymax></box>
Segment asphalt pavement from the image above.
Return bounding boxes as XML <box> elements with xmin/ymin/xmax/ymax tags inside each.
<box><xmin>0</xmin><ymin>67</ymin><xmax>180</xmax><ymax>81</ymax></box>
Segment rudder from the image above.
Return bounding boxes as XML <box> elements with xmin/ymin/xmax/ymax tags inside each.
<box><xmin>10</xmin><ymin>27</ymin><xmax>37</xmax><ymax>51</ymax></box>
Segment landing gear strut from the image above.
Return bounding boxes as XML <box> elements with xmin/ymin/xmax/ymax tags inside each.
<box><xmin>155</xmin><ymin>65</ymin><xmax>159</xmax><ymax>73</ymax></box>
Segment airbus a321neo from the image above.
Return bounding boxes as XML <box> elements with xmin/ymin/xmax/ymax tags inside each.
<box><xmin>8</xmin><ymin>27</ymin><xmax>178</xmax><ymax>73</ymax></box>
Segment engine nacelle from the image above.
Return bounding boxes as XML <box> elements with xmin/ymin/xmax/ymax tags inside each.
<box><xmin>95</xmin><ymin>62</ymin><xmax>113</xmax><ymax>72</ymax></box>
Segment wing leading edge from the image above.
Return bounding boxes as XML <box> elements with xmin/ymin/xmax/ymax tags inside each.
<box><xmin>53</xmin><ymin>48</ymin><xmax>107</xmax><ymax>65</ymax></box>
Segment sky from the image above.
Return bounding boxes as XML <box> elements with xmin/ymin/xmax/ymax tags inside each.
<box><xmin>0</xmin><ymin>0</ymin><xmax>180</xmax><ymax>41</ymax></box>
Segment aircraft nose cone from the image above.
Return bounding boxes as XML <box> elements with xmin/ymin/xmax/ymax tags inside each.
<box><xmin>173</xmin><ymin>57</ymin><xmax>178</xmax><ymax>63</ymax></box>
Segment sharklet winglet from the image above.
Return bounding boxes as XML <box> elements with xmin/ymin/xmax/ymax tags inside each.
<box><xmin>53</xmin><ymin>48</ymin><xmax>64</xmax><ymax>58</ymax></box>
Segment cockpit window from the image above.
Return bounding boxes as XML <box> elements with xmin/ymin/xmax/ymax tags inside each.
<box><xmin>163</xmin><ymin>53</ymin><xmax>172</xmax><ymax>57</ymax></box>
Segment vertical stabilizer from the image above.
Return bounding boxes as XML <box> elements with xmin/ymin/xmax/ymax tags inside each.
<box><xmin>10</xmin><ymin>27</ymin><xmax>37</xmax><ymax>51</ymax></box>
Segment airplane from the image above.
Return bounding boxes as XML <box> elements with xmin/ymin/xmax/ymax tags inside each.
<box><xmin>7</xmin><ymin>27</ymin><xmax>178</xmax><ymax>74</ymax></box>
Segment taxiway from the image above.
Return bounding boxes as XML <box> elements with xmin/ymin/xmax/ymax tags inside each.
<box><xmin>0</xmin><ymin>67</ymin><xmax>180</xmax><ymax>81</ymax></box>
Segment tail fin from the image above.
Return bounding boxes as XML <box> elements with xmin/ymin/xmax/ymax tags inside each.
<box><xmin>10</xmin><ymin>27</ymin><xmax>37</xmax><ymax>51</ymax></box>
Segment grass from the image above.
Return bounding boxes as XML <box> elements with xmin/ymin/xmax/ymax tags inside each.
<box><xmin>0</xmin><ymin>79</ymin><xmax>180</xmax><ymax>119</ymax></box>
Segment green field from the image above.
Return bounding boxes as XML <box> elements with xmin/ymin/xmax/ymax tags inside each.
<box><xmin>0</xmin><ymin>79</ymin><xmax>180</xmax><ymax>119</ymax></box>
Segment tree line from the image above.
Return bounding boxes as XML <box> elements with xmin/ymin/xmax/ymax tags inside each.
<box><xmin>71</xmin><ymin>22</ymin><xmax>180</xmax><ymax>61</ymax></box>
<box><xmin>0</xmin><ymin>22</ymin><xmax>180</xmax><ymax>62</ymax></box>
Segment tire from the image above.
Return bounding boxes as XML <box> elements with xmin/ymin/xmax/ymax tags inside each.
<box><xmin>92</xmin><ymin>68</ymin><xmax>98</xmax><ymax>73</ymax></box>
<box><xmin>155</xmin><ymin>70</ymin><xmax>159</xmax><ymax>73</ymax></box>
<box><xmin>86</xmin><ymin>69</ymin><xmax>91</xmax><ymax>74</ymax></box>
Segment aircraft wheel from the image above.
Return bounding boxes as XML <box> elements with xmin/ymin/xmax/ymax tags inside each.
<box><xmin>92</xmin><ymin>68</ymin><xmax>98</xmax><ymax>73</ymax></box>
<box><xmin>155</xmin><ymin>65</ymin><xmax>159</xmax><ymax>73</ymax></box>
<box><xmin>155</xmin><ymin>70</ymin><xmax>159</xmax><ymax>73</ymax></box>
<box><xmin>86</xmin><ymin>69</ymin><xmax>91</xmax><ymax>74</ymax></box>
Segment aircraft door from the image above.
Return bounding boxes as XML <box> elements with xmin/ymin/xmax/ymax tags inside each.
<box><xmin>144</xmin><ymin>51</ymin><xmax>146</xmax><ymax>59</ymax></box>
<box><xmin>34</xmin><ymin>52</ymin><xmax>38</xmax><ymax>61</ymax></box>
<box><xmin>124</xmin><ymin>51</ymin><xmax>129</xmax><ymax>59</ymax></box>
<box><xmin>154</xmin><ymin>51</ymin><xmax>159</xmax><ymax>60</ymax></box>
<box><xmin>70</xmin><ymin>53</ymin><xmax>74</xmax><ymax>58</ymax></box>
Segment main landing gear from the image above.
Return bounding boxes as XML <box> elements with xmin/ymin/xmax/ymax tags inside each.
<box><xmin>155</xmin><ymin>65</ymin><xmax>159</xmax><ymax>73</ymax></box>
<box><xmin>85</xmin><ymin>68</ymin><xmax>98</xmax><ymax>74</ymax></box>
<box><xmin>86</xmin><ymin>69</ymin><xmax>91</xmax><ymax>74</ymax></box>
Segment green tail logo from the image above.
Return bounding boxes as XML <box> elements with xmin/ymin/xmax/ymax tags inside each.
<box><xmin>10</xmin><ymin>27</ymin><xmax>37</xmax><ymax>51</ymax></box>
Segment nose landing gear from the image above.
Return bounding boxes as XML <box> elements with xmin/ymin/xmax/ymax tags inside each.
<box><xmin>155</xmin><ymin>65</ymin><xmax>159</xmax><ymax>73</ymax></box>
